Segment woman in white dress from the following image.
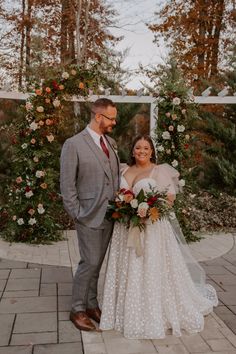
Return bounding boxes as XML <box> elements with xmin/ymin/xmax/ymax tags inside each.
<box><xmin>100</xmin><ymin>135</ymin><xmax>218</xmax><ymax>339</ymax></box>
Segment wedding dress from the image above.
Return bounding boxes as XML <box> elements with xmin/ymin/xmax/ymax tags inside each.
<box><xmin>100</xmin><ymin>163</ymin><xmax>218</xmax><ymax>339</ymax></box>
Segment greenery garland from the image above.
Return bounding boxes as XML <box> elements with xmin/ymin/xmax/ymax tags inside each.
<box><xmin>3</xmin><ymin>65</ymin><xmax>98</xmax><ymax>243</ymax></box>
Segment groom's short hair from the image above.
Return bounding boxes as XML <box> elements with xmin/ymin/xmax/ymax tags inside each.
<box><xmin>92</xmin><ymin>98</ymin><xmax>116</xmax><ymax>111</ymax></box>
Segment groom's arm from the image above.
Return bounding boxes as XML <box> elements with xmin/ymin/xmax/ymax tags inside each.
<box><xmin>60</xmin><ymin>139</ymin><xmax>80</xmax><ymax>221</ymax></box>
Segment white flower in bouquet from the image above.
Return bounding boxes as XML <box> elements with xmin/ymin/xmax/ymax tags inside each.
<box><xmin>17</xmin><ymin>218</ymin><xmax>24</xmax><ymax>225</ymax></box>
<box><xmin>29</xmin><ymin>121</ymin><xmax>38</xmax><ymax>131</ymax></box>
<box><xmin>130</xmin><ymin>199</ymin><xmax>138</xmax><ymax>208</ymax></box>
<box><xmin>157</xmin><ymin>145</ymin><xmax>164</xmax><ymax>152</ymax></box>
<box><xmin>115</xmin><ymin>194</ymin><xmax>124</xmax><ymax>202</ymax></box>
<box><xmin>185</xmin><ymin>134</ymin><xmax>190</xmax><ymax>140</ymax></box>
<box><xmin>28</xmin><ymin>218</ymin><xmax>36</xmax><ymax>225</ymax></box>
<box><xmin>35</xmin><ymin>170</ymin><xmax>45</xmax><ymax>178</ymax></box>
<box><xmin>62</xmin><ymin>71</ymin><xmax>69</xmax><ymax>79</ymax></box>
<box><xmin>37</xmin><ymin>204</ymin><xmax>45</xmax><ymax>214</ymax></box>
<box><xmin>179</xmin><ymin>179</ymin><xmax>185</xmax><ymax>187</ymax></box>
<box><xmin>53</xmin><ymin>99</ymin><xmax>61</xmax><ymax>108</ymax></box>
<box><xmin>166</xmin><ymin>149</ymin><xmax>171</xmax><ymax>155</ymax></box>
<box><xmin>71</xmin><ymin>69</ymin><xmax>77</xmax><ymax>76</ymax></box>
<box><xmin>177</xmin><ymin>125</ymin><xmax>185</xmax><ymax>132</ymax></box>
<box><xmin>168</xmin><ymin>125</ymin><xmax>174</xmax><ymax>131</ymax></box>
<box><xmin>171</xmin><ymin>159</ymin><xmax>178</xmax><ymax>167</ymax></box>
<box><xmin>162</xmin><ymin>131</ymin><xmax>171</xmax><ymax>140</ymax></box>
<box><xmin>137</xmin><ymin>202</ymin><xmax>149</xmax><ymax>218</ymax></box>
<box><xmin>36</xmin><ymin>106</ymin><xmax>44</xmax><ymax>113</ymax></box>
<box><xmin>25</xmin><ymin>190</ymin><xmax>34</xmax><ymax>198</ymax></box>
<box><xmin>172</xmin><ymin>97</ymin><xmax>181</xmax><ymax>105</ymax></box>
<box><xmin>21</xmin><ymin>143</ymin><xmax>28</xmax><ymax>149</ymax></box>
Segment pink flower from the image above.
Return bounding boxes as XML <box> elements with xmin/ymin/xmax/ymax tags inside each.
<box><xmin>16</xmin><ymin>176</ymin><xmax>23</xmax><ymax>184</ymax></box>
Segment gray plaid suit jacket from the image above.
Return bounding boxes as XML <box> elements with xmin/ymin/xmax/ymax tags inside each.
<box><xmin>60</xmin><ymin>128</ymin><xmax>120</xmax><ymax>228</ymax></box>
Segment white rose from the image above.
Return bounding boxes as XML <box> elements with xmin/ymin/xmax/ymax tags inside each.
<box><xmin>62</xmin><ymin>71</ymin><xmax>69</xmax><ymax>79</ymax></box>
<box><xmin>21</xmin><ymin>143</ymin><xmax>28</xmax><ymax>149</ymax></box>
<box><xmin>130</xmin><ymin>199</ymin><xmax>138</xmax><ymax>208</ymax></box>
<box><xmin>157</xmin><ymin>145</ymin><xmax>164</xmax><ymax>152</ymax></box>
<box><xmin>29</xmin><ymin>121</ymin><xmax>38</xmax><ymax>131</ymax></box>
<box><xmin>25</xmin><ymin>102</ymin><xmax>33</xmax><ymax>111</ymax></box>
<box><xmin>168</xmin><ymin>125</ymin><xmax>174</xmax><ymax>131</ymax></box>
<box><xmin>115</xmin><ymin>194</ymin><xmax>124</xmax><ymax>202</ymax></box>
<box><xmin>25</xmin><ymin>190</ymin><xmax>34</xmax><ymax>198</ymax></box>
<box><xmin>17</xmin><ymin>218</ymin><xmax>24</xmax><ymax>225</ymax></box>
<box><xmin>173</xmin><ymin>97</ymin><xmax>181</xmax><ymax>105</ymax></box>
<box><xmin>137</xmin><ymin>202</ymin><xmax>149</xmax><ymax>218</ymax></box>
<box><xmin>71</xmin><ymin>69</ymin><xmax>77</xmax><ymax>75</ymax></box>
<box><xmin>179</xmin><ymin>179</ymin><xmax>185</xmax><ymax>187</ymax></box>
<box><xmin>35</xmin><ymin>170</ymin><xmax>45</xmax><ymax>178</ymax></box>
<box><xmin>37</xmin><ymin>205</ymin><xmax>45</xmax><ymax>214</ymax></box>
<box><xmin>177</xmin><ymin>125</ymin><xmax>185</xmax><ymax>132</ymax></box>
<box><xmin>28</xmin><ymin>218</ymin><xmax>36</xmax><ymax>225</ymax></box>
<box><xmin>46</xmin><ymin>134</ymin><xmax>54</xmax><ymax>143</ymax></box>
<box><xmin>53</xmin><ymin>99</ymin><xmax>60</xmax><ymax>108</ymax></box>
<box><xmin>162</xmin><ymin>131</ymin><xmax>171</xmax><ymax>140</ymax></box>
<box><xmin>138</xmin><ymin>202</ymin><xmax>149</xmax><ymax>210</ymax></box>
<box><xmin>171</xmin><ymin>160</ymin><xmax>178</xmax><ymax>167</ymax></box>
<box><xmin>185</xmin><ymin>134</ymin><xmax>190</xmax><ymax>140</ymax></box>
<box><xmin>36</xmin><ymin>106</ymin><xmax>44</xmax><ymax>113</ymax></box>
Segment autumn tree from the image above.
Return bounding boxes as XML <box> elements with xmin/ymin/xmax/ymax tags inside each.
<box><xmin>0</xmin><ymin>0</ymin><xmax>120</xmax><ymax>88</ymax></box>
<box><xmin>149</xmin><ymin>0</ymin><xmax>236</xmax><ymax>90</ymax></box>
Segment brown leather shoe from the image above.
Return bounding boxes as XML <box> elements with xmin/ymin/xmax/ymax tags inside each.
<box><xmin>86</xmin><ymin>307</ymin><xmax>101</xmax><ymax>323</ymax></box>
<box><xmin>70</xmin><ymin>311</ymin><xmax>96</xmax><ymax>331</ymax></box>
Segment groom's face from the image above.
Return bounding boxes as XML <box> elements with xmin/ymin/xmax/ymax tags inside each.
<box><xmin>98</xmin><ymin>106</ymin><xmax>117</xmax><ymax>134</ymax></box>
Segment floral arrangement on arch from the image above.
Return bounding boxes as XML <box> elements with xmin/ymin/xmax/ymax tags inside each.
<box><xmin>154</xmin><ymin>79</ymin><xmax>198</xmax><ymax>187</ymax></box>
<box><xmin>4</xmin><ymin>66</ymin><xmax>98</xmax><ymax>243</ymax></box>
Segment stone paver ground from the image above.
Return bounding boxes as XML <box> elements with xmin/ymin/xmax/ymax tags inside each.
<box><xmin>0</xmin><ymin>232</ymin><xmax>235</xmax><ymax>353</ymax></box>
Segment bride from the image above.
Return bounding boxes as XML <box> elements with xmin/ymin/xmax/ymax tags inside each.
<box><xmin>99</xmin><ymin>135</ymin><xmax>218</xmax><ymax>339</ymax></box>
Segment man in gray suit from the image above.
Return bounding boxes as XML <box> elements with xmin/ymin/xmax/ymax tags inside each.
<box><xmin>60</xmin><ymin>98</ymin><xmax>119</xmax><ymax>331</ymax></box>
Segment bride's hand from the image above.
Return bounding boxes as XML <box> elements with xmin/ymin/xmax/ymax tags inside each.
<box><xmin>167</xmin><ymin>193</ymin><xmax>175</xmax><ymax>207</ymax></box>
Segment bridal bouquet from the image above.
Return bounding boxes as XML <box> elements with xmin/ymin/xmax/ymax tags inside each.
<box><xmin>106</xmin><ymin>187</ymin><xmax>170</xmax><ymax>230</ymax></box>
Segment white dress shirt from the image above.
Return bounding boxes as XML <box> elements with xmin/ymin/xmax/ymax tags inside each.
<box><xmin>86</xmin><ymin>125</ymin><xmax>108</xmax><ymax>150</ymax></box>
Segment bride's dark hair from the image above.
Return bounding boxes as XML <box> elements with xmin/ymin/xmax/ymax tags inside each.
<box><xmin>128</xmin><ymin>135</ymin><xmax>157</xmax><ymax>166</ymax></box>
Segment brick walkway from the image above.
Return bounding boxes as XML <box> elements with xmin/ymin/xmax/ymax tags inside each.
<box><xmin>0</xmin><ymin>232</ymin><xmax>235</xmax><ymax>354</ymax></box>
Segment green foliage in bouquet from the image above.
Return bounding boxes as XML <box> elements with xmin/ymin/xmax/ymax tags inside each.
<box><xmin>106</xmin><ymin>187</ymin><xmax>170</xmax><ymax>231</ymax></box>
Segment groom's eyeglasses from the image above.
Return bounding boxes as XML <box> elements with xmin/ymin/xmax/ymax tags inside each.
<box><xmin>91</xmin><ymin>110</ymin><xmax>118</xmax><ymax>122</ymax></box>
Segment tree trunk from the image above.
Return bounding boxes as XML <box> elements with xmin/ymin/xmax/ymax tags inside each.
<box><xmin>25</xmin><ymin>0</ymin><xmax>32</xmax><ymax>85</ymax></box>
<box><xmin>81</xmin><ymin>0</ymin><xmax>91</xmax><ymax>67</ymax></box>
<box><xmin>197</xmin><ymin>0</ymin><xmax>207</xmax><ymax>79</ymax></box>
<box><xmin>60</xmin><ymin>0</ymin><xmax>68</xmax><ymax>64</ymax></box>
<box><xmin>76</xmin><ymin>0</ymin><xmax>82</xmax><ymax>64</ymax></box>
<box><xmin>19</xmin><ymin>0</ymin><xmax>26</xmax><ymax>89</ymax></box>
<box><xmin>210</xmin><ymin>0</ymin><xmax>225</xmax><ymax>78</ymax></box>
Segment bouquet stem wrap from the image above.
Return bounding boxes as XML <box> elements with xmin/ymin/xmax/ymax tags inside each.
<box><xmin>127</xmin><ymin>225</ymin><xmax>144</xmax><ymax>257</ymax></box>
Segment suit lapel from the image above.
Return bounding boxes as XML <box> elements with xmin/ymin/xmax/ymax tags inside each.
<box><xmin>82</xmin><ymin>130</ymin><xmax>111</xmax><ymax>177</ymax></box>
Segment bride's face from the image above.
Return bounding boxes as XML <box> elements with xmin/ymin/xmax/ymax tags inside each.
<box><xmin>133</xmin><ymin>138</ymin><xmax>153</xmax><ymax>165</ymax></box>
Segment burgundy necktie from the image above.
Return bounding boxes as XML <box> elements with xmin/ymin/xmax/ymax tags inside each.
<box><xmin>100</xmin><ymin>136</ymin><xmax>109</xmax><ymax>158</ymax></box>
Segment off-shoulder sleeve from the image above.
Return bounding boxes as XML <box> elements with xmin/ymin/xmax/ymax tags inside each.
<box><xmin>120</xmin><ymin>163</ymin><xmax>129</xmax><ymax>175</ymax></box>
<box><xmin>152</xmin><ymin>163</ymin><xmax>180</xmax><ymax>195</ymax></box>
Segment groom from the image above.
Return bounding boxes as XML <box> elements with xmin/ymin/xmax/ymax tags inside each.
<box><xmin>60</xmin><ymin>98</ymin><xmax>119</xmax><ymax>331</ymax></box>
